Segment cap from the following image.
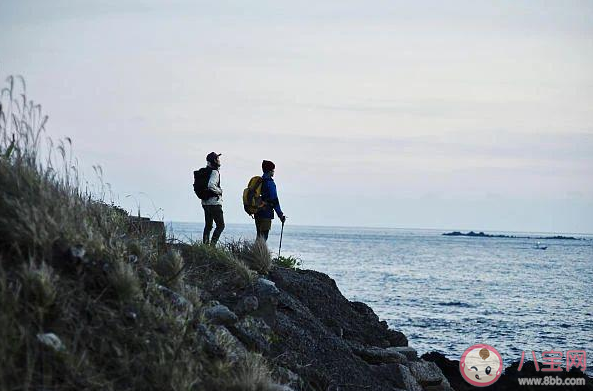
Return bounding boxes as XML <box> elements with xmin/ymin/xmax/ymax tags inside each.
<box><xmin>206</xmin><ymin>152</ymin><xmax>222</xmax><ymax>163</ymax></box>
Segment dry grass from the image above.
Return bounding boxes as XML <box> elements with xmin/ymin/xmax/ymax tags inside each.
<box><xmin>181</xmin><ymin>242</ymin><xmax>257</xmax><ymax>290</ymax></box>
<box><xmin>154</xmin><ymin>249</ymin><xmax>185</xmax><ymax>291</ymax></box>
<box><xmin>0</xmin><ymin>76</ymin><xmax>288</xmax><ymax>391</ymax></box>
<box><xmin>107</xmin><ymin>258</ymin><xmax>142</xmax><ymax>302</ymax></box>
<box><xmin>225</xmin><ymin>238</ymin><xmax>273</xmax><ymax>275</ymax></box>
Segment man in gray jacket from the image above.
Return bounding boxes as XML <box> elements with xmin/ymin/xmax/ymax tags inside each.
<box><xmin>202</xmin><ymin>152</ymin><xmax>224</xmax><ymax>245</ymax></box>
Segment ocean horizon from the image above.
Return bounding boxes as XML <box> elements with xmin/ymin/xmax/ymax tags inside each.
<box><xmin>170</xmin><ymin>222</ymin><xmax>593</xmax><ymax>375</ymax></box>
<box><xmin>167</xmin><ymin>221</ymin><xmax>593</xmax><ymax>239</ymax></box>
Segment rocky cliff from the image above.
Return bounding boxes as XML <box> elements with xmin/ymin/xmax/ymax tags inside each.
<box><xmin>174</xmin><ymin>240</ymin><xmax>455</xmax><ymax>391</ymax></box>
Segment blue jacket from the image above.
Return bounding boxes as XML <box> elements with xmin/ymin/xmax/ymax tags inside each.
<box><xmin>256</xmin><ymin>172</ymin><xmax>283</xmax><ymax>219</ymax></box>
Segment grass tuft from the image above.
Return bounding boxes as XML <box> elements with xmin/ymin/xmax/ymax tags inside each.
<box><xmin>183</xmin><ymin>242</ymin><xmax>256</xmax><ymax>289</ymax></box>
<box><xmin>154</xmin><ymin>249</ymin><xmax>185</xmax><ymax>291</ymax></box>
<box><xmin>107</xmin><ymin>258</ymin><xmax>141</xmax><ymax>302</ymax></box>
<box><xmin>226</xmin><ymin>238</ymin><xmax>272</xmax><ymax>274</ymax></box>
<box><xmin>19</xmin><ymin>260</ymin><xmax>57</xmax><ymax>317</ymax></box>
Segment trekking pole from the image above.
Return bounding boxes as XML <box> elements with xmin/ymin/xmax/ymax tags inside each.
<box><xmin>278</xmin><ymin>220</ymin><xmax>285</xmax><ymax>258</ymax></box>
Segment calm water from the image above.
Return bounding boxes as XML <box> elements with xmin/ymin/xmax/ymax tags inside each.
<box><xmin>169</xmin><ymin>222</ymin><xmax>593</xmax><ymax>373</ymax></box>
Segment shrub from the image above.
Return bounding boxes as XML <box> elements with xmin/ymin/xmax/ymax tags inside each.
<box><xmin>274</xmin><ymin>255</ymin><xmax>302</xmax><ymax>270</ymax></box>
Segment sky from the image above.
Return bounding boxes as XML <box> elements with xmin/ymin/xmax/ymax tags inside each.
<box><xmin>1</xmin><ymin>0</ymin><xmax>592</xmax><ymax>233</ymax></box>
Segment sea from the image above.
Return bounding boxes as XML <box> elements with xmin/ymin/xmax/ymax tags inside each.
<box><xmin>169</xmin><ymin>222</ymin><xmax>593</xmax><ymax>374</ymax></box>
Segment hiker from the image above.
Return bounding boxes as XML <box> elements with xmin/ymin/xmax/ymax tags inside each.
<box><xmin>254</xmin><ymin>160</ymin><xmax>286</xmax><ymax>241</ymax></box>
<box><xmin>194</xmin><ymin>152</ymin><xmax>224</xmax><ymax>245</ymax></box>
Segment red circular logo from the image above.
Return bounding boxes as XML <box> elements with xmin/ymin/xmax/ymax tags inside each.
<box><xmin>459</xmin><ymin>344</ymin><xmax>503</xmax><ymax>387</ymax></box>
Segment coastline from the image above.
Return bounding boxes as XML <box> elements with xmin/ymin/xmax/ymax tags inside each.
<box><xmin>165</xmin><ymin>222</ymin><xmax>593</xmax><ymax>390</ymax></box>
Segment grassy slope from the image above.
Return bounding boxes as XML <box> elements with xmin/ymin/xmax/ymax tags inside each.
<box><xmin>0</xmin><ymin>76</ymin><xmax>288</xmax><ymax>391</ymax></box>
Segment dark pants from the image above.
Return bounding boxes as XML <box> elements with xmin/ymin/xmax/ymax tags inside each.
<box><xmin>255</xmin><ymin>218</ymin><xmax>272</xmax><ymax>241</ymax></box>
<box><xmin>203</xmin><ymin>205</ymin><xmax>225</xmax><ymax>245</ymax></box>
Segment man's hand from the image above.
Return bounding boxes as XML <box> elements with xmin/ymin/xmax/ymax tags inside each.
<box><xmin>279</xmin><ymin>215</ymin><xmax>287</xmax><ymax>223</ymax></box>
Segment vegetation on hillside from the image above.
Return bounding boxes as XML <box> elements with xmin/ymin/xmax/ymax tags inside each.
<box><xmin>0</xmin><ymin>76</ymin><xmax>289</xmax><ymax>391</ymax></box>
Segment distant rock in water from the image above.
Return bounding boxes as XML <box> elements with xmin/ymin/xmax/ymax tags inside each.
<box><xmin>443</xmin><ymin>231</ymin><xmax>579</xmax><ymax>240</ymax></box>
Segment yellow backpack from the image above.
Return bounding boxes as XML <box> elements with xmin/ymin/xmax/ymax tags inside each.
<box><xmin>243</xmin><ymin>176</ymin><xmax>265</xmax><ymax>215</ymax></box>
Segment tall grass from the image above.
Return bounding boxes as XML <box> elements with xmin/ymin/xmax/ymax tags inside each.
<box><xmin>0</xmin><ymin>76</ymin><xmax>286</xmax><ymax>391</ymax></box>
<box><xmin>224</xmin><ymin>238</ymin><xmax>273</xmax><ymax>275</ymax></box>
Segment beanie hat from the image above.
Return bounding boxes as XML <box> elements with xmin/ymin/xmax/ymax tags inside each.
<box><xmin>262</xmin><ymin>160</ymin><xmax>275</xmax><ymax>172</ymax></box>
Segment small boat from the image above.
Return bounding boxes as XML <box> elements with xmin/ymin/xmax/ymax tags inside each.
<box><xmin>534</xmin><ymin>242</ymin><xmax>548</xmax><ymax>250</ymax></box>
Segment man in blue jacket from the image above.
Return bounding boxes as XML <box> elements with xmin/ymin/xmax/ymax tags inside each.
<box><xmin>255</xmin><ymin>160</ymin><xmax>286</xmax><ymax>241</ymax></box>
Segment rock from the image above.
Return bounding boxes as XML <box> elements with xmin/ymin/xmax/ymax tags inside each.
<box><xmin>424</xmin><ymin>383</ymin><xmax>454</xmax><ymax>391</ymax></box>
<box><xmin>227</xmin><ymin>316</ymin><xmax>271</xmax><ymax>353</ymax></box>
<box><xmin>253</xmin><ymin>278</ymin><xmax>280</xmax><ymax>327</ymax></box>
<box><xmin>228</xmin><ymin>324</ymin><xmax>270</xmax><ymax>354</ymax></box>
<box><xmin>235</xmin><ymin>295</ymin><xmax>259</xmax><ymax>315</ymax></box>
<box><xmin>408</xmin><ymin>360</ymin><xmax>444</xmax><ymax>386</ymax></box>
<box><xmin>352</xmin><ymin>345</ymin><xmax>408</xmax><ymax>365</ymax></box>
<box><xmin>36</xmin><ymin>333</ymin><xmax>65</xmax><ymax>352</ymax></box>
<box><xmin>420</xmin><ymin>352</ymin><xmax>464</xmax><ymax>390</ymax></box>
<box><xmin>204</xmin><ymin>304</ymin><xmax>238</xmax><ymax>326</ymax></box>
<box><xmin>255</xmin><ymin>277</ymin><xmax>280</xmax><ymax>297</ymax></box>
<box><xmin>156</xmin><ymin>284</ymin><xmax>193</xmax><ymax>311</ymax></box>
<box><xmin>269</xmin><ymin>268</ymin><xmax>407</xmax><ymax>349</ymax></box>
<box><xmin>397</xmin><ymin>364</ymin><xmax>424</xmax><ymax>391</ymax></box>
<box><xmin>387</xmin><ymin>346</ymin><xmax>418</xmax><ymax>361</ymax></box>
<box><xmin>267</xmin><ymin>268</ymin><xmax>419</xmax><ymax>390</ymax></box>
<box><xmin>213</xmin><ymin>325</ymin><xmax>246</xmax><ymax>363</ymax></box>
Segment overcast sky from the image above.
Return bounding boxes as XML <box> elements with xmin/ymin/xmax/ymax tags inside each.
<box><xmin>2</xmin><ymin>0</ymin><xmax>592</xmax><ymax>233</ymax></box>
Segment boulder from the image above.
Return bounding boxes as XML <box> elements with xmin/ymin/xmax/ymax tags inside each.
<box><xmin>253</xmin><ymin>278</ymin><xmax>280</xmax><ymax>326</ymax></box>
<box><xmin>269</xmin><ymin>268</ymin><xmax>407</xmax><ymax>349</ymax></box>
<box><xmin>156</xmin><ymin>284</ymin><xmax>193</xmax><ymax>311</ymax></box>
<box><xmin>255</xmin><ymin>277</ymin><xmax>280</xmax><ymax>297</ymax></box>
<box><xmin>228</xmin><ymin>324</ymin><xmax>270</xmax><ymax>354</ymax></box>
<box><xmin>235</xmin><ymin>294</ymin><xmax>259</xmax><ymax>315</ymax></box>
<box><xmin>388</xmin><ymin>346</ymin><xmax>419</xmax><ymax>361</ymax></box>
<box><xmin>351</xmin><ymin>345</ymin><xmax>408</xmax><ymax>365</ymax></box>
<box><xmin>408</xmin><ymin>360</ymin><xmax>445</xmax><ymax>387</ymax></box>
<box><xmin>204</xmin><ymin>304</ymin><xmax>238</xmax><ymax>326</ymax></box>
<box><xmin>397</xmin><ymin>364</ymin><xmax>424</xmax><ymax>391</ymax></box>
<box><xmin>266</xmin><ymin>268</ymin><xmax>419</xmax><ymax>390</ymax></box>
